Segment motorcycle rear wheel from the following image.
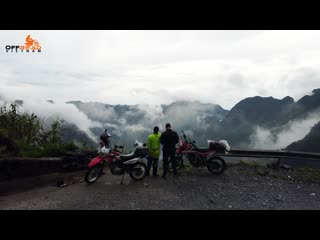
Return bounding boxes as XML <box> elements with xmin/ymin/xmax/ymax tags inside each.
<box><xmin>129</xmin><ymin>162</ymin><xmax>147</xmax><ymax>181</ymax></box>
<box><xmin>207</xmin><ymin>157</ymin><xmax>226</xmax><ymax>174</ymax></box>
<box><xmin>168</xmin><ymin>156</ymin><xmax>183</xmax><ymax>172</ymax></box>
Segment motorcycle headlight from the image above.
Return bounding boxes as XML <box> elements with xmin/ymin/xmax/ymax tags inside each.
<box><xmin>99</xmin><ymin>147</ymin><xmax>110</xmax><ymax>156</ymax></box>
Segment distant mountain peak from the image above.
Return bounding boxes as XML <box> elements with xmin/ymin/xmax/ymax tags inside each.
<box><xmin>232</xmin><ymin>95</ymin><xmax>293</xmax><ymax>110</ymax></box>
<box><xmin>66</xmin><ymin>100</ymin><xmax>83</xmax><ymax>105</ymax></box>
<box><xmin>296</xmin><ymin>88</ymin><xmax>320</xmax><ymax>110</ymax></box>
<box><xmin>282</xmin><ymin>96</ymin><xmax>294</xmax><ymax>103</ymax></box>
<box><xmin>286</xmin><ymin>121</ymin><xmax>320</xmax><ymax>153</ymax></box>
<box><xmin>222</xmin><ymin>94</ymin><xmax>295</xmax><ymax>130</ymax></box>
<box><xmin>312</xmin><ymin>88</ymin><xmax>320</xmax><ymax>94</ymax></box>
<box><xmin>14</xmin><ymin>100</ymin><xmax>24</xmax><ymax>106</ymax></box>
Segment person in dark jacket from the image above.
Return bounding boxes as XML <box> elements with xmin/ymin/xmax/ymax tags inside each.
<box><xmin>160</xmin><ymin>123</ymin><xmax>180</xmax><ymax>178</ymax></box>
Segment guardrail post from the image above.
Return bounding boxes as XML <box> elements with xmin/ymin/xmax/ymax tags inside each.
<box><xmin>277</xmin><ymin>158</ymin><xmax>281</xmax><ymax>168</ymax></box>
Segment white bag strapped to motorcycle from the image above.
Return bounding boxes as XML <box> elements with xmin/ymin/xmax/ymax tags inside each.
<box><xmin>207</xmin><ymin>140</ymin><xmax>231</xmax><ymax>153</ymax></box>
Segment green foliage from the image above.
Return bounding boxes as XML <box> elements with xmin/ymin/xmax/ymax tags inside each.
<box><xmin>64</xmin><ymin>142</ymin><xmax>79</xmax><ymax>152</ymax></box>
<box><xmin>40</xmin><ymin>143</ymin><xmax>67</xmax><ymax>157</ymax></box>
<box><xmin>0</xmin><ymin>104</ymin><xmax>43</xmax><ymax>144</ymax></box>
<box><xmin>239</xmin><ymin>159</ymin><xmax>263</xmax><ymax>167</ymax></box>
<box><xmin>18</xmin><ymin>142</ymin><xmax>79</xmax><ymax>158</ymax></box>
<box><xmin>42</xmin><ymin>119</ymin><xmax>64</xmax><ymax>146</ymax></box>
<box><xmin>0</xmin><ymin>104</ymin><xmax>79</xmax><ymax>157</ymax></box>
<box><xmin>80</xmin><ymin>137</ymin><xmax>88</xmax><ymax>150</ymax></box>
<box><xmin>291</xmin><ymin>167</ymin><xmax>320</xmax><ymax>183</ymax></box>
<box><xmin>237</xmin><ymin>161</ymin><xmax>320</xmax><ymax>183</ymax></box>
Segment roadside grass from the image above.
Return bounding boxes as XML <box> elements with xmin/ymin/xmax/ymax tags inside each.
<box><xmin>290</xmin><ymin>167</ymin><xmax>320</xmax><ymax>183</ymax></box>
<box><xmin>16</xmin><ymin>142</ymin><xmax>79</xmax><ymax>158</ymax></box>
<box><xmin>236</xmin><ymin>159</ymin><xmax>320</xmax><ymax>183</ymax></box>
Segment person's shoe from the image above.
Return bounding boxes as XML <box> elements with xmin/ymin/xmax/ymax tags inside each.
<box><xmin>174</xmin><ymin>173</ymin><xmax>181</xmax><ymax>177</ymax></box>
<box><xmin>161</xmin><ymin>175</ymin><xmax>167</xmax><ymax>179</ymax></box>
<box><xmin>153</xmin><ymin>174</ymin><xmax>159</xmax><ymax>177</ymax></box>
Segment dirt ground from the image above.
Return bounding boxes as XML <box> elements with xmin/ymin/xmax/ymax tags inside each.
<box><xmin>1</xmin><ymin>164</ymin><xmax>320</xmax><ymax>210</ymax></box>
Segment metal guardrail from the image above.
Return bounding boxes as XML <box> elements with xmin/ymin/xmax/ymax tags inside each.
<box><xmin>219</xmin><ymin>149</ymin><xmax>320</xmax><ymax>161</ymax></box>
<box><xmin>218</xmin><ymin>149</ymin><xmax>320</xmax><ymax>167</ymax></box>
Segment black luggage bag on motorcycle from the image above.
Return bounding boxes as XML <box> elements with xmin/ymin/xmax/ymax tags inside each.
<box><xmin>134</xmin><ymin>146</ymin><xmax>149</xmax><ymax>157</ymax></box>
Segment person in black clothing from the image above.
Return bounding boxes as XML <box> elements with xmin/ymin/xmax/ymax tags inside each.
<box><xmin>160</xmin><ymin>123</ymin><xmax>180</xmax><ymax>178</ymax></box>
<box><xmin>100</xmin><ymin>129</ymin><xmax>112</xmax><ymax>148</ymax></box>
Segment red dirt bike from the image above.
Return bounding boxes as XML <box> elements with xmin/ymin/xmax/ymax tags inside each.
<box><xmin>167</xmin><ymin>131</ymin><xmax>194</xmax><ymax>172</ymax></box>
<box><xmin>85</xmin><ymin>141</ymin><xmax>148</xmax><ymax>184</ymax></box>
<box><xmin>168</xmin><ymin>131</ymin><xmax>227</xmax><ymax>174</ymax></box>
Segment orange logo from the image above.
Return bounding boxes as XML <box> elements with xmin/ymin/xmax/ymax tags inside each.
<box><xmin>20</xmin><ymin>35</ymin><xmax>41</xmax><ymax>51</ymax></box>
<box><xmin>5</xmin><ymin>35</ymin><xmax>42</xmax><ymax>53</ymax></box>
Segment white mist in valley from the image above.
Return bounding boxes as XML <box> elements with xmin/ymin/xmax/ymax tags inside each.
<box><xmin>0</xmin><ymin>95</ymin><xmax>102</xmax><ymax>142</ymax></box>
<box><xmin>249</xmin><ymin>111</ymin><xmax>320</xmax><ymax>150</ymax></box>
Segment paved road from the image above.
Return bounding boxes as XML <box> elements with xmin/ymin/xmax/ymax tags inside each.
<box><xmin>1</xmin><ymin>165</ymin><xmax>320</xmax><ymax>210</ymax></box>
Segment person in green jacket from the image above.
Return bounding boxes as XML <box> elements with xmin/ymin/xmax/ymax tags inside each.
<box><xmin>146</xmin><ymin>126</ymin><xmax>161</xmax><ymax>177</ymax></box>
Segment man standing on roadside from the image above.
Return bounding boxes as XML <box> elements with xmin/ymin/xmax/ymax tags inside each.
<box><xmin>160</xmin><ymin>123</ymin><xmax>179</xmax><ymax>179</ymax></box>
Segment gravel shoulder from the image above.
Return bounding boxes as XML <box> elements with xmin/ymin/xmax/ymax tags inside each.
<box><xmin>1</xmin><ymin>164</ymin><xmax>320</xmax><ymax>210</ymax></box>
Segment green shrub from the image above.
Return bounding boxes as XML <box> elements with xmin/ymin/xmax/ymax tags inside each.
<box><xmin>41</xmin><ymin>144</ymin><xmax>67</xmax><ymax>157</ymax></box>
<box><xmin>0</xmin><ymin>104</ymin><xmax>79</xmax><ymax>158</ymax></box>
<box><xmin>64</xmin><ymin>142</ymin><xmax>79</xmax><ymax>152</ymax></box>
<box><xmin>239</xmin><ymin>159</ymin><xmax>262</xmax><ymax>167</ymax></box>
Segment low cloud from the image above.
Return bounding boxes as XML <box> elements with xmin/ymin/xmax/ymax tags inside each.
<box><xmin>249</xmin><ymin>111</ymin><xmax>320</xmax><ymax>150</ymax></box>
<box><xmin>0</xmin><ymin>95</ymin><xmax>102</xmax><ymax>141</ymax></box>
<box><xmin>1</xmin><ymin>31</ymin><xmax>320</xmax><ymax>109</ymax></box>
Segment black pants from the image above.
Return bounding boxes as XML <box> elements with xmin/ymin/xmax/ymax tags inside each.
<box><xmin>146</xmin><ymin>157</ymin><xmax>159</xmax><ymax>176</ymax></box>
<box><xmin>162</xmin><ymin>149</ymin><xmax>177</xmax><ymax>177</ymax></box>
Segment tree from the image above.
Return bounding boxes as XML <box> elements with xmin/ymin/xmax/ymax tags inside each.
<box><xmin>0</xmin><ymin>104</ymin><xmax>77</xmax><ymax>157</ymax></box>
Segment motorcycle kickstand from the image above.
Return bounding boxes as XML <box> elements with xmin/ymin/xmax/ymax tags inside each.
<box><xmin>120</xmin><ymin>173</ymin><xmax>125</xmax><ymax>185</ymax></box>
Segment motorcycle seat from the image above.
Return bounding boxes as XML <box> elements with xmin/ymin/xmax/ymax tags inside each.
<box><xmin>194</xmin><ymin>147</ymin><xmax>210</xmax><ymax>152</ymax></box>
<box><xmin>120</xmin><ymin>153</ymin><xmax>135</xmax><ymax>161</ymax></box>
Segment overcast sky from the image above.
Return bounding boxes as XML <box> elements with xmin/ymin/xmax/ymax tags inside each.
<box><xmin>1</xmin><ymin>30</ymin><xmax>320</xmax><ymax>110</ymax></box>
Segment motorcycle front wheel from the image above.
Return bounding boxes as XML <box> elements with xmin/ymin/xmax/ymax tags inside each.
<box><xmin>85</xmin><ymin>164</ymin><xmax>103</xmax><ymax>184</ymax></box>
<box><xmin>129</xmin><ymin>162</ymin><xmax>147</xmax><ymax>181</ymax></box>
